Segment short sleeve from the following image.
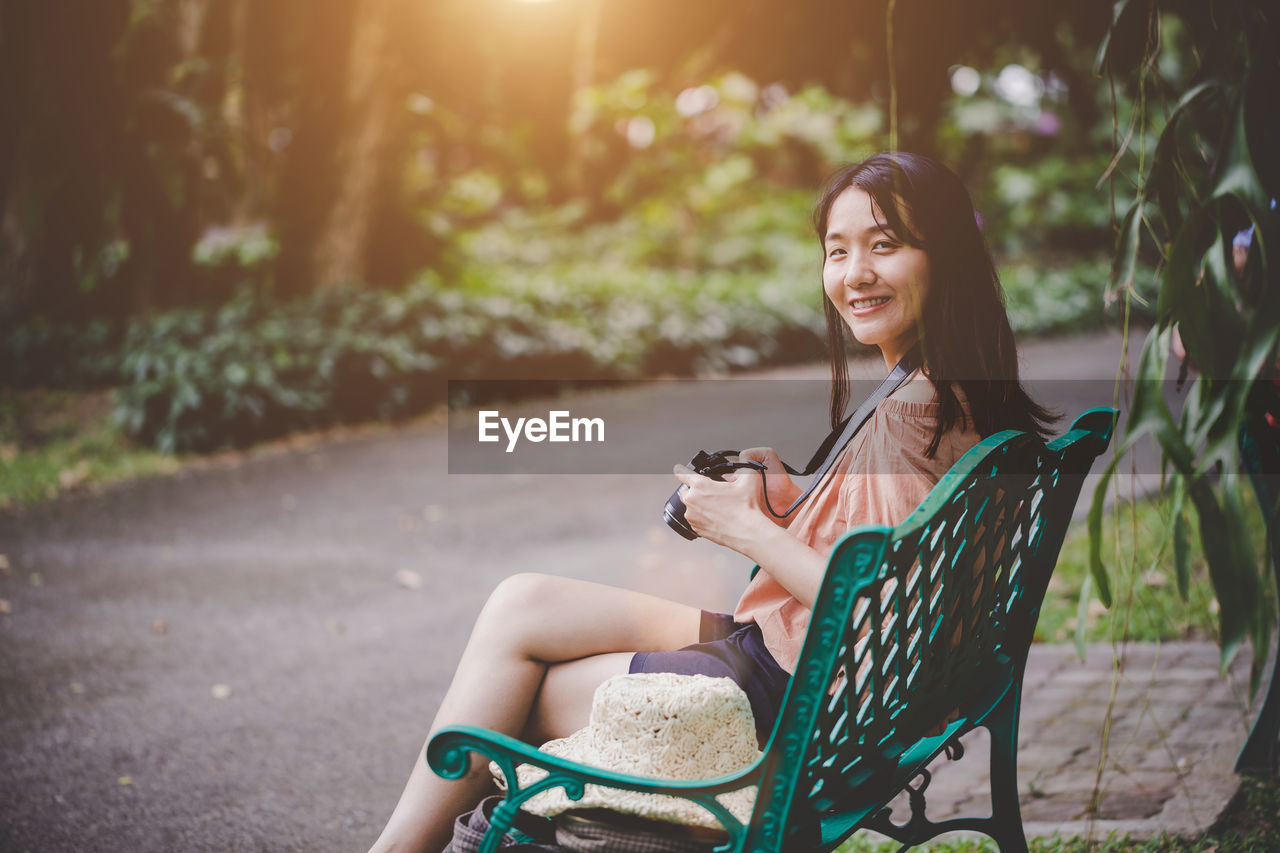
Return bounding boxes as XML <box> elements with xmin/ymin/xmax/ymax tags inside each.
<box><xmin>834</xmin><ymin>400</ymin><xmax>949</xmax><ymax>534</ymax></box>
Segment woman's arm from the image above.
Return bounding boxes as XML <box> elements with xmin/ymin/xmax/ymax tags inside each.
<box><xmin>673</xmin><ymin>464</ymin><xmax>827</xmax><ymax>608</ymax></box>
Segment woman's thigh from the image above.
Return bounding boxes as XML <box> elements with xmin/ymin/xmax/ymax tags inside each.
<box><xmin>525</xmin><ymin>651</ymin><xmax>635</xmax><ymax>743</ymax></box>
<box><xmin>478</xmin><ymin>572</ymin><xmax>703</xmax><ymax>663</ymax></box>
<box><xmin>477</xmin><ymin>575</ymin><xmax>705</xmax><ymax>743</ymax></box>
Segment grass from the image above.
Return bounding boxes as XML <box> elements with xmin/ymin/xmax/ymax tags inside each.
<box><xmin>1204</xmin><ymin>774</ymin><xmax>1280</xmax><ymax>851</ymax></box>
<box><xmin>0</xmin><ymin>388</ymin><xmax>179</xmax><ymax>509</ymax></box>
<box><xmin>1037</xmin><ymin>486</ymin><xmax>1271</xmax><ymax>646</ymax></box>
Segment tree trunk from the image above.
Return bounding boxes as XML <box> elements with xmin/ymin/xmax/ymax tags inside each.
<box><xmin>311</xmin><ymin>0</ymin><xmax>402</xmax><ymax>291</ymax></box>
<box><xmin>174</xmin><ymin>0</ymin><xmax>213</xmax><ymax>58</ymax></box>
<box><xmin>222</xmin><ymin>0</ymin><xmax>251</xmax><ymax>219</ymax></box>
<box><xmin>566</xmin><ymin>0</ymin><xmax>598</xmax><ymax>193</ymax></box>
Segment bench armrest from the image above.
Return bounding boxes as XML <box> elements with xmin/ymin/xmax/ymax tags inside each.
<box><xmin>427</xmin><ymin>725</ymin><xmax>761</xmax><ymax>842</ymax></box>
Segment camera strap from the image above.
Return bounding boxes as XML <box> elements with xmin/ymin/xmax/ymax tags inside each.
<box><xmin>767</xmin><ymin>345</ymin><xmax>922</xmax><ymax>519</ymax></box>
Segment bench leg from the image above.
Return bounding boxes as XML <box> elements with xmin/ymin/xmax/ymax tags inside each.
<box><xmin>986</xmin><ymin>690</ymin><xmax>1030</xmax><ymax>853</ymax></box>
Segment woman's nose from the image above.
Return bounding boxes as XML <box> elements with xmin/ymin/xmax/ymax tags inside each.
<box><xmin>842</xmin><ymin>253</ymin><xmax>874</xmax><ymax>288</ymax></box>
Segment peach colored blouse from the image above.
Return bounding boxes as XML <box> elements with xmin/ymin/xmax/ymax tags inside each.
<box><xmin>732</xmin><ymin>394</ymin><xmax>981</xmax><ymax>673</ymax></box>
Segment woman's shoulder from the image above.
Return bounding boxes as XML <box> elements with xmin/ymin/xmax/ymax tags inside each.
<box><xmin>864</xmin><ymin>377</ymin><xmax>979</xmax><ymax>465</ymax></box>
<box><xmin>883</xmin><ymin>374</ymin><xmax>972</xmax><ymax>411</ymax></box>
<box><xmin>886</xmin><ymin>371</ymin><xmax>937</xmax><ymax>405</ymax></box>
<box><xmin>880</xmin><ymin>369</ymin><xmax>968</xmax><ymax>414</ymax></box>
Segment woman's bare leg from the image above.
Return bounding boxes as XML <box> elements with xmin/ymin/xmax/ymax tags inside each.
<box><xmin>368</xmin><ymin>573</ymin><xmax>702</xmax><ymax>853</ymax></box>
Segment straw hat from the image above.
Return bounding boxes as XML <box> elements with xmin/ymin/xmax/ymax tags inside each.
<box><xmin>495</xmin><ymin>673</ymin><xmax>761</xmax><ymax>831</ymax></box>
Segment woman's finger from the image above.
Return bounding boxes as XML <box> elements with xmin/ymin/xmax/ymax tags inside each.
<box><xmin>673</xmin><ymin>463</ymin><xmax>701</xmax><ymax>487</ymax></box>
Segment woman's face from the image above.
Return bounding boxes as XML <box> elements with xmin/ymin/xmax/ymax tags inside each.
<box><xmin>822</xmin><ymin>186</ymin><xmax>931</xmax><ymax>368</ymax></box>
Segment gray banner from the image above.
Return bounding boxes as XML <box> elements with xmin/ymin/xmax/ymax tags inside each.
<box><xmin>445</xmin><ymin>378</ymin><xmax>1238</xmax><ymax>475</ymax></box>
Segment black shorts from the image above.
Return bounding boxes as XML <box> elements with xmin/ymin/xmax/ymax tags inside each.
<box><xmin>629</xmin><ymin>611</ymin><xmax>791</xmax><ymax>746</ymax></box>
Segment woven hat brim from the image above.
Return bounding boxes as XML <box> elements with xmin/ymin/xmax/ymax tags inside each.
<box><xmin>494</xmin><ymin>729</ymin><xmax>759</xmax><ymax>831</ymax></box>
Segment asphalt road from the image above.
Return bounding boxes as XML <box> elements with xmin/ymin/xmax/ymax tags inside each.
<box><xmin>0</xmin><ymin>329</ymin><xmax>1159</xmax><ymax>852</ymax></box>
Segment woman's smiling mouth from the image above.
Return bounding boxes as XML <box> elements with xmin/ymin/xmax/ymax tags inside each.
<box><xmin>850</xmin><ymin>295</ymin><xmax>891</xmax><ymax>312</ymax></box>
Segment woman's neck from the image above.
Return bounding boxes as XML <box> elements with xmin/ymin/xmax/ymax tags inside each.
<box><xmin>878</xmin><ymin>340</ymin><xmax>919</xmax><ymax>372</ymax></box>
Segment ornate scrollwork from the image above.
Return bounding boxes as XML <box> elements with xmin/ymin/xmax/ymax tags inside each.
<box><xmin>427</xmin><ymin>738</ymin><xmax>473</xmax><ymax>780</ymax></box>
<box><xmin>902</xmin><ymin>768</ymin><xmax>932</xmax><ymax>822</ymax></box>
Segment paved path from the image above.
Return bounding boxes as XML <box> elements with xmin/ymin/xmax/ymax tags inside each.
<box><xmin>0</xmin><ymin>329</ymin><xmax>1255</xmax><ymax>851</ymax></box>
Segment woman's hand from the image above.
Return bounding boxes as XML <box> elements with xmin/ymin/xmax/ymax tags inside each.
<box><xmin>672</xmin><ymin>463</ymin><xmax>773</xmax><ymax>554</ymax></box>
<box><xmin>737</xmin><ymin>447</ymin><xmax>803</xmax><ymax>524</ymax></box>
<box><xmin>672</xmin><ymin>461</ymin><xmax>828</xmax><ymax>608</ymax></box>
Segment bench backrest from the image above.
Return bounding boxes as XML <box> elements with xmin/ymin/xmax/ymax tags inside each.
<box><xmin>743</xmin><ymin>408</ymin><xmax>1115</xmax><ymax>851</ymax></box>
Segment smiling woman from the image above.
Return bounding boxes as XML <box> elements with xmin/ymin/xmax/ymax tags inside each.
<box><xmin>366</xmin><ymin>152</ymin><xmax>1054</xmax><ymax>853</ymax></box>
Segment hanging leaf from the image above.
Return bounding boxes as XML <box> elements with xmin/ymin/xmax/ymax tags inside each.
<box><xmin>1222</xmin><ymin>469</ymin><xmax>1270</xmax><ymax>679</ymax></box>
<box><xmin>1187</xmin><ymin>476</ymin><xmax>1256</xmax><ymax>665</ymax></box>
<box><xmin>1156</xmin><ymin>206</ymin><xmax>1213</xmax><ymax>330</ymax></box>
<box><xmin>1143</xmin><ymin>80</ymin><xmax>1222</xmax><ymax>230</ymax></box>
<box><xmin>1076</xmin><ymin>572</ymin><xmax>1095</xmax><ymax>660</ymax></box>
<box><xmin>1094</xmin><ymin>0</ymin><xmax>1142</xmax><ymax>76</ymax></box>
<box><xmin>1087</xmin><ymin>459</ymin><xmax>1117</xmax><ymax>608</ymax></box>
<box><xmin>1170</xmin><ymin>473</ymin><xmax>1191</xmax><ymax>600</ymax></box>
<box><xmin>1210</xmin><ymin>91</ymin><xmax>1271</xmax><ymax>210</ymax></box>
<box><xmin>1111</xmin><ymin>199</ymin><xmax>1145</xmax><ymax>293</ymax></box>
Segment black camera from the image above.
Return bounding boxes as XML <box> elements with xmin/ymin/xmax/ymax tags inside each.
<box><xmin>663</xmin><ymin>450</ymin><xmax>765</xmax><ymax>540</ymax></box>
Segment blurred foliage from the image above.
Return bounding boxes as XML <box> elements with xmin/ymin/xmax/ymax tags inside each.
<box><xmin>1000</xmin><ymin>258</ymin><xmax>1132</xmax><ymax>334</ymax></box>
<box><xmin>192</xmin><ymin>223</ymin><xmax>280</xmax><ymax>272</ymax></box>
<box><xmin>987</xmin><ymin>156</ymin><xmax>1117</xmax><ymax>254</ymax></box>
<box><xmin>1</xmin><ymin>54</ymin><xmax>1155</xmax><ymax>453</ymax></box>
<box><xmin>564</xmin><ymin>70</ymin><xmax>883</xmax><ymax>217</ymax></box>
<box><xmin>101</xmin><ymin>270</ymin><xmax>827</xmax><ymax>453</ymax></box>
<box><xmin>3</xmin><ymin>0</ymin><xmax>1199</xmax><ymax>459</ymax></box>
<box><xmin>1</xmin><ymin>0</ymin><xmax>1116</xmax><ymax>324</ymax></box>
<box><xmin>1086</xmin><ymin>0</ymin><xmax>1280</xmax><ymax>675</ymax></box>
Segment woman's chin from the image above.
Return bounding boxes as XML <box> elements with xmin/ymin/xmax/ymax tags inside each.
<box><xmin>846</xmin><ymin>326</ymin><xmax>885</xmax><ymax>351</ymax></box>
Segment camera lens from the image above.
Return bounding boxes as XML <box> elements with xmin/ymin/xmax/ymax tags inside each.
<box><xmin>663</xmin><ymin>485</ymin><xmax>698</xmax><ymax>540</ymax></box>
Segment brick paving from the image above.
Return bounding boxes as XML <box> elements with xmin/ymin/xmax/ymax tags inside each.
<box><xmin>863</xmin><ymin>642</ymin><xmax>1260</xmax><ymax>843</ymax></box>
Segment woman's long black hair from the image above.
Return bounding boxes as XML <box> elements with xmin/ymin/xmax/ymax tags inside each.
<box><xmin>814</xmin><ymin>152</ymin><xmax>1056</xmax><ymax>455</ymax></box>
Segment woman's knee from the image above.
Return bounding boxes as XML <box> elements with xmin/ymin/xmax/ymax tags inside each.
<box><xmin>475</xmin><ymin>573</ymin><xmax>564</xmax><ymax>637</ymax></box>
<box><xmin>484</xmin><ymin>572</ymin><xmax>561</xmax><ymax>614</ymax></box>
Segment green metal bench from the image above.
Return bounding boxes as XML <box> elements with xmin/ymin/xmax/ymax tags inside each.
<box><xmin>429</xmin><ymin>407</ymin><xmax>1117</xmax><ymax>853</ymax></box>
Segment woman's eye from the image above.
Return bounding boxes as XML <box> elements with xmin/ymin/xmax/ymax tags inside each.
<box><xmin>827</xmin><ymin>247</ymin><xmax>846</xmax><ymax>259</ymax></box>
<box><xmin>873</xmin><ymin>240</ymin><xmax>897</xmax><ymax>251</ymax></box>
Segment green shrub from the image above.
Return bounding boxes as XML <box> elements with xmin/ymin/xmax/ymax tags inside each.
<box><xmin>101</xmin><ymin>272</ymin><xmax>828</xmax><ymax>453</ymax></box>
<box><xmin>113</xmin><ymin>288</ymin><xmax>439</xmax><ymax>452</ymax></box>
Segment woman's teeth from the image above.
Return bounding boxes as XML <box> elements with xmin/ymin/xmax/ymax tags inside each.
<box><xmin>852</xmin><ymin>296</ymin><xmax>890</xmax><ymax>308</ymax></box>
